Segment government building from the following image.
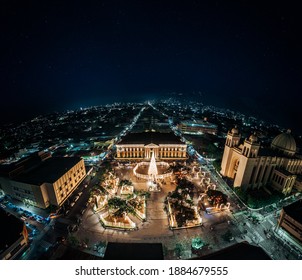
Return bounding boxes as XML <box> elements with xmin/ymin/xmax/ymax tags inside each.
<box><xmin>220</xmin><ymin>127</ymin><xmax>302</xmax><ymax>195</ymax></box>
<box><xmin>116</xmin><ymin>132</ymin><xmax>187</xmax><ymax>160</ymax></box>
<box><xmin>0</xmin><ymin>152</ymin><xmax>86</xmax><ymax>209</ymax></box>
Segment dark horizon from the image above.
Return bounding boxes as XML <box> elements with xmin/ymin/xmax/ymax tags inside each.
<box><xmin>1</xmin><ymin>1</ymin><xmax>301</xmax><ymax>133</ymax></box>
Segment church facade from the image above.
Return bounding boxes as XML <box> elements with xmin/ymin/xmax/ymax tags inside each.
<box><xmin>220</xmin><ymin>127</ymin><xmax>302</xmax><ymax>195</ymax></box>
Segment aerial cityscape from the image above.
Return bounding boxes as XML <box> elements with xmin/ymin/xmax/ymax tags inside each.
<box><xmin>0</xmin><ymin>100</ymin><xmax>301</xmax><ymax>260</ymax></box>
<box><xmin>0</xmin><ymin>1</ymin><xmax>301</xmax><ymax>261</ymax></box>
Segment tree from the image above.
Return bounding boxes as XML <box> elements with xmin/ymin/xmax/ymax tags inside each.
<box><xmin>170</xmin><ymin>191</ymin><xmax>182</xmax><ymax>200</ymax></box>
<box><xmin>134</xmin><ymin>190</ymin><xmax>150</xmax><ymax>199</ymax></box>
<box><xmin>84</xmin><ymin>237</ymin><xmax>90</xmax><ymax>245</ymax></box>
<box><xmin>68</xmin><ymin>235</ymin><xmax>80</xmax><ymax>247</ymax></box>
<box><xmin>175</xmin><ymin>243</ymin><xmax>184</xmax><ymax>258</ymax></box>
<box><xmin>212</xmin><ymin>158</ymin><xmax>222</xmax><ymax>171</ymax></box>
<box><xmin>108</xmin><ymin>197</ymin><xmax>125</xmax><ymax>209</ymax></box>
<box><xmin>108</xmin><ymin>197</ymin><xmax>135</xmax><ymax>218</ymax></box>
<box><xmin>221</xmin><ymin>230</ymin><xmax>233</xmax><ymax>242</ymax></box>
<box><xmin>206</xmin><ymin>189</ymin><xmax>227</xmax><ymax>206</ymax></box>
<box><xmin>192</xmin><ymin>237</ymin><xmax>204</xmax><ymax>250</ymax></box>
<box><xmin>119</xmin><ymin>179</ymin><xmax>132</xmax><ymax>186</ymax></box>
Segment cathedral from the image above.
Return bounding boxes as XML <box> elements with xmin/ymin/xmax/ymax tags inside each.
<box><xmin>220</xmin><ymin>127</ymin><xmax>302</xmax><ymax>195</ymax></box>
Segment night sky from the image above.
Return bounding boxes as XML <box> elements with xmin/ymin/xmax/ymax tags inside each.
<box><xmin>1</xmin><ymin>1</ymin><xmax>301</xmax><ymax>133</ymax></box>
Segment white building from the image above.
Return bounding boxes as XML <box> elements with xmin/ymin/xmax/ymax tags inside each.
<box><xmin>116</xmin><ymin>132</ymin><xmax>187</xmax><ymax>160</ymax></box>
<box><xmin>220</xmin><ymin>127</ymin><xmax>302</xmax><ymax>195</ymax></box>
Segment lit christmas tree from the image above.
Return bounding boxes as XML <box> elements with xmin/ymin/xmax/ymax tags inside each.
<box><xmin>148</xmin><ymin>151</ymin><xmax>158</xmax><ymax>180</ymax></box>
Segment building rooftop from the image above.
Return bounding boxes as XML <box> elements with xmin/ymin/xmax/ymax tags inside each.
<box><xmin>258</xmin><ymin>147</ymin><xmax>300</xmax><ymax>159</ymax></box>
<box><xmin>296</xmin><ymin>174</ymin><xmax>302</xmax><ymax>182</ymax></box>
<box><xmin>0</xmin><ymin>208</ymin><xmax>25</xmax><ymax>256</ymax></box>
<box><xmin>16</xmin><ymin>157</ymin><xmax>82</xmax><ymax>185</ymax></box>
<box><xmin>195</xmin><ymin>242</ymin><xmax>271</xmax><ymax>260</ymax></box>
<box><xmin>0</xmin><ymin>152</ymin><xmax>49</xmax><ymax>178</ymax></box>
<box><xmin>283</xmin><ymin>199</ymin><xmax>302</xmax><ymax>225</ymax></box>
<box><xmin>51</xmin><ymin>244</ymin><xmax>103</xmax><ymax>260</ymax></box>
<box><xmin>180</xmin><ymin>120</ymin><xmax>217</xmax><ymax>128</ymax></box>
<box><xmin>275</xmin><ymin>168</ymin><xmax>294</xmax><ymax>177</ymax></box>
<box><xmin>118</xmin><ymin>132</ymin><xmax>184</xmax><ymax>145</ymax></box>
<box><xmin>271</xmin><ymin>130</ymin><xmax>297</xmax><ymax>156</ymax></box>
<box><xmin>104</xmin><ymin>242</ymin><xmax>164</xmax><ymax>260</ymax></box>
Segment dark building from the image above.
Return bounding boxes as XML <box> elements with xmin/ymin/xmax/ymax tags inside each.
<box><xmin>118</xmin><ymin>132</ymin><xmax>183</xmax><ymax>145</ymax></box>
<box><xmin>278</xmin><ymin>199</ymin><xmax>302</xmax><ymax>242</ymax></box>
<box><xmin>0</xmin><ymin>208</ymin><xmax>28</xmax><ymax>260</ymax></box>
<box><xmin>178</xmin><ymin>119</ymin><xmax>218</xmax><ymax>135</ymax></box>
<box><xmin>104</xmin><ymin>242</ymin><xmax>164</xmax><ymax>260</ymax></box>
<box><xmin>50</xmin><ymin>244</ymin><xmax>103</xmax><ymax>260</ymax></box>
<box><xmin>195</xmin><ymin>242</ymin><xmax>271</xmax><ymax>260</ymax></box>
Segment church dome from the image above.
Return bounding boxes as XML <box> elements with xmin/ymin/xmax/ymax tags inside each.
<box><xmin>248</xmin><ymin>132</ymin><xmax>258</xmax><ymax>143</ymax></box>
<box><xmin>271</xmin><ymin>129</ymin><xmax>296</xmax><ymax>156</ymax></box>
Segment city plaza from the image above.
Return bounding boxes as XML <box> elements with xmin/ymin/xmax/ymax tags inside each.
<box><xmin>75</xmin><ymin>131</ymin><xmax>235</xmax><ymax>259</ymax></box>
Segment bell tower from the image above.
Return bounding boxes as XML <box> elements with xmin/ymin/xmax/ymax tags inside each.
<box><xmin>242</xmin><ymin>132</ymin><xmax>260</xmax><ymax>158</ymax></box>
<box><xmin>220</xmin><ymin>126</ymin><xmax>240</xmax><ymax>176</ymax></box>
<box><xmin>233</xmin><ymin>132</ymin><xmax>261</xmax><ymax>188</ymax></box>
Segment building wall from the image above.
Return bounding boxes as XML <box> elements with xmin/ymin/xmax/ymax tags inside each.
<box><xmin>271</xmin><ymin>170</ymin><xmax>296</xmax><ymax>195</ymax></box>
<box><xmin>234</xmin><ymin>156</ymin><xmax>256</xmax><ymax>188</ymax></box>
<box><xmin>0</xmin><ymin>177</ymin><xmax>50</xmax><ymax>208</ymax></box>
<box><xmin>50</xmin><ymin>159</ymin><xmax>86</xmax><ymax>206</ymax></box>
<box><xmin>294</xmin><ymin>178</ymin><xmax>302</xmax><ymax>192</ymax></box>
<box><xmin>284</xmin><ymin>158</ymin><xmax>302</xmax><ymax>174</ymax></box>
<box><xmin>0</xmin><ymin>224</ymin><xmax>28</xmax><ymax>260</ymax></box>
<box><xmin>116</xmin><ymin>144</ymin><xmax>145</xmax><ymax>159</ymax></box>
<box><xmin>241</xmin><ymin>156</ymin><xmax>275</xmax><ymax>189</ymax></box>
<box><xmin>116</xmin><ymin>143</ymin><xmax>187</xmax><ymax>160</ymax></box>
<box><xmin>279</xmin><ymin>210</ymin><xmax>302</xmax><ymax>242</ymax></box>
<box><xmin>220</xmin><ymin>132</ymin><xmax>240</xmax><ymax>178</ymax></box>
<box><xmin>30</xmin><ymin>183</ymin><xmax>50</xmax><ymax>208</ymax></box>
<box><xmin>0</xmin><ymin>158</ymin><xmax>86</xmax><ymax>209</ymax></box>
<box><xmin>220</xmin><ymin>145</ymin><xmax>232</xmax><ymax>176</ymax></box>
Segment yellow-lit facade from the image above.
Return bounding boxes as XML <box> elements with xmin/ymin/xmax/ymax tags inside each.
<box><xmin>48</xmin><ymin>159</ymin><xmax>86</xmax><ymax>206</ymax></box>
<box><xmin>0</xmin><ymin>158</ymin><xmax>86</xmax><ymax>209</ymax></box>
<box><xmin>116</xmin><ymin>143</ymin><xmax>187</xmax><ymax>160</ymax></box>
<box><xmin>220</xmin><ymin>127</ymin><xmax>302</xmax><ymax>194</ymax></box>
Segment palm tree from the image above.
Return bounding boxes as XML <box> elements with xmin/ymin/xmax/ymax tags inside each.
<box><xmin>108</xmin><ymin>197</ymin><xmax>135</xmax><ymax>217</ymax></box>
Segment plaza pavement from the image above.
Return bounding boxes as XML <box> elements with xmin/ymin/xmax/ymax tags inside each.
<box><xmin>75</xmin><ymin>166</ymin><xmax>240</xmax><ymax>259</ymax></box>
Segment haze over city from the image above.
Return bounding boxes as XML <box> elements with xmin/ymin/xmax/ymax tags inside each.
<box><xmin>1</xmin><ymin>1</ymin><xmax>301</xmax><ymax>133</ymax></box>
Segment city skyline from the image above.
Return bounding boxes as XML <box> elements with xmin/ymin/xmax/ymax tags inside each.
<box><xmin>1</xmin><ymin>1</ymin><xmax>301</xmax><ymax>133</ymax></box>
<box><xmin>1</xmin><ymin>103</ymin><xmax>302</xmax><ymax>261</ymax></box>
